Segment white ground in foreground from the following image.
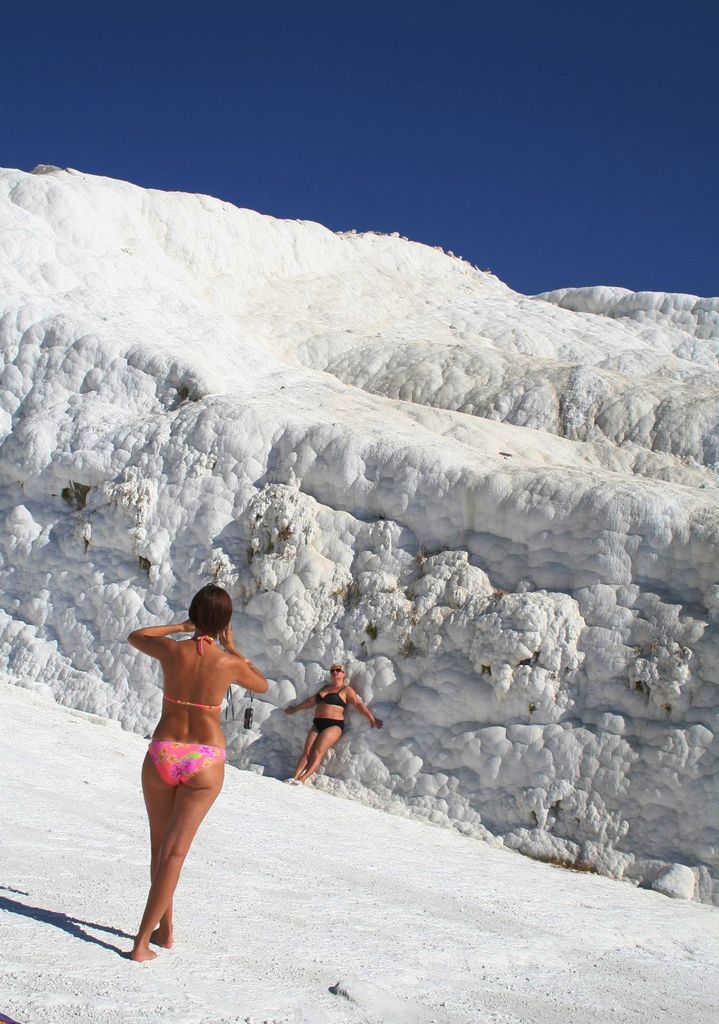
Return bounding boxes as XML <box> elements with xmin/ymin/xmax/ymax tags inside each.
<box><xmin>1</xmin><ymin>682</ymin><xmax>717</xmax><ymax>1024</ymax></box>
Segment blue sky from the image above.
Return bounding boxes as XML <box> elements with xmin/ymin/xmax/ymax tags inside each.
<box><xmin>3</xmin><ymin>1</ymin><xmax>717</xmax><ymax>296</ymax></box>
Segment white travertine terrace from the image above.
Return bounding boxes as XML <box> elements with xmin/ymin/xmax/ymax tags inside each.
<box><xmin>1</xmin><ymin>166</ymin><xmax>717</xmax><ymax>902</ymax></box>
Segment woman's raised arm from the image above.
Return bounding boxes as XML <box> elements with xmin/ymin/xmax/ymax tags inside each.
<box><xmin>127</xmin><ymin>620</ymin><xmax>194</xmax><ymax>659</ymax></box>
<box><xmin>219</xmin><ymin>624</ymin><xmax>269</xmax><ymax>694</ymax></box>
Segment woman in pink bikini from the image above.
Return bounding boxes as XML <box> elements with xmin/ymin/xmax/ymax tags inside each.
<box><xmin>127</xmin><ymin>584</ymin><xmax>267</xmax><ymax>962</ymax></box>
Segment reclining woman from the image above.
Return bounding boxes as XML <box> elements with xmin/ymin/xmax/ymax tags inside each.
<box><xmin>284</xmin><ymin>662</ymin><xmax>382</xmax><ymax>784</ymax></box>
<box><xmin>127</xmin><ymin>583</ymin><xmax>267</xmax><ymax>962</ymax></box>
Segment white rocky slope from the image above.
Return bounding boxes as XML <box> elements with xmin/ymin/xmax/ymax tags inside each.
<box><xmin>3</xmin><ymin>681</ymin><xmax>718</xmax><ymax>1024</ymax></box>
<box><xmin>1</xmin><ymin>166</ymin><xmax>717</xmax><ymax>902</ymax></box>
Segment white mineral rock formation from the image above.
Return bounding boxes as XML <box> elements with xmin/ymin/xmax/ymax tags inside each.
<box><xmin>651</xmin><ymin>862</ymin><xmax>697</xmax><ymax>901</ymax></box>
<box><xmin>1</xmin><ymin>166</ymin><xmax>717</xmax><ymax>902</ymax></box>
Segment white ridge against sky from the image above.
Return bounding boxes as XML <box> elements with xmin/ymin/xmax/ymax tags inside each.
<box><xmin>2</xmin><ymin>681</ymin><xmax>718</xmax><ymax>1024</ymax></box>
<box><xmin>1</xmin><ymin>166</ymin><xmax>718</xmax><ymax>905</ymax></box>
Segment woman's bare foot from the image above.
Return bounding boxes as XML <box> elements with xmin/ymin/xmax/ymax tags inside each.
<box><xmin>151</xmin><ymin>925</ymin><xmax>173</xmax><ymax>948</ymax></box>
<box><xmin>130</xmin><ymin>942</ymin><xmax>157</xmax><ymax>962</ymax></box>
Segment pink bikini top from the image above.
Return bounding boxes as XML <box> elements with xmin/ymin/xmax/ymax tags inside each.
<box><xmin>163</xmin><ymin>635</ymin><xmax>221</xmax><ymax>711</ymax></box>
<box><xmin>195</xmin><ymin>634</ymin><xmax>215</xmax><ymax>656</ymax></box>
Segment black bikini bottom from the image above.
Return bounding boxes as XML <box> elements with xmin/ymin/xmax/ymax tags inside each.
<box><xmin>313</xmin><ymin>717</ymin><xmax>345</xmax><ymax>733</ymax></box>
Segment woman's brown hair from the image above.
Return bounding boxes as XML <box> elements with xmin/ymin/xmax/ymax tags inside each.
<box><xmin>188</xmin><ymin>584</ymin><xmax>233</xmax><ymax>637</ymax></box>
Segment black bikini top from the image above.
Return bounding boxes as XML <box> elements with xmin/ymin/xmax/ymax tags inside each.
<box><xmin>316</xmin><ymin>688</ymin><xmax>347</xmax><ymax>707</ymax></box>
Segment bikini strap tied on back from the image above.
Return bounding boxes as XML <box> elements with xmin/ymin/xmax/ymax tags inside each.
<box><xmin>196</xmin><ymin>634</ymin><xmax>215</xmax><ymax>655</ymax></box>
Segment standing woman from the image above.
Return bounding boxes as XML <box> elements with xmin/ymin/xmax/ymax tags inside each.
<box><xmin>284</xmin><ymin>663</ymin><xmax>382</xmax><ymax>785</ymax></box>
<box><xmin>127</xmin><ymin>584</ymin><xmax>267</xmax><ymax>962</ymax></box>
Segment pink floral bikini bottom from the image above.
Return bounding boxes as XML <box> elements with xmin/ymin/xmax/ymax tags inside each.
<box><xmin>147</xmin><ymin>740</ymin><xmax>226</xmax><ymax>785</ymax></box>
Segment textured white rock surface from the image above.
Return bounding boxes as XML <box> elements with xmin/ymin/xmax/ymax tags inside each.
<box><xmin>652</xmin><ymin>863</ymin><xmax>697</xmax><ymax>900</ymax></box>
<box><xmin>1</xmin><ymin>166</ymin><xmax>718</xmax><ymax>902</ymax></box>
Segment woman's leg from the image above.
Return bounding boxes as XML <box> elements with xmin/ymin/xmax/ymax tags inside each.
<box><xmin>140</xmin><ymin>754</ymin><xmax>177</xmax><ymax>947</ymax></box>
<box><xmin>131</xmin><ymin>760</ymin><xmax>224</xmax><ymax>962</ymax></box>
<box><xmin>297</xmin><ymin>726</ymin><xmax>343</xmax><ymax>783</ymax></box>
<box><xmin>291</xmin><ymin>727</ymin><xmax>318</xmax><ymax>780</ymax></box>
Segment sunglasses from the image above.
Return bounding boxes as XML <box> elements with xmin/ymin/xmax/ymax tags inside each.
<box><xmin>330</xmin><ymin>667</ymin><xmax>344</xmax><ymax>673</ymax></box>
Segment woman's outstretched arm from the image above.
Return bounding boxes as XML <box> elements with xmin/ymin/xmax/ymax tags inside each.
<box><xmin>284</xmin><ymin>696</ymin><xmax>316</xmax><ymax>715</ymax></box>
<box><xmin>347</xmin><ymin>688</ymin><xmax>382</xmax><ymax>728</ymax></box>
